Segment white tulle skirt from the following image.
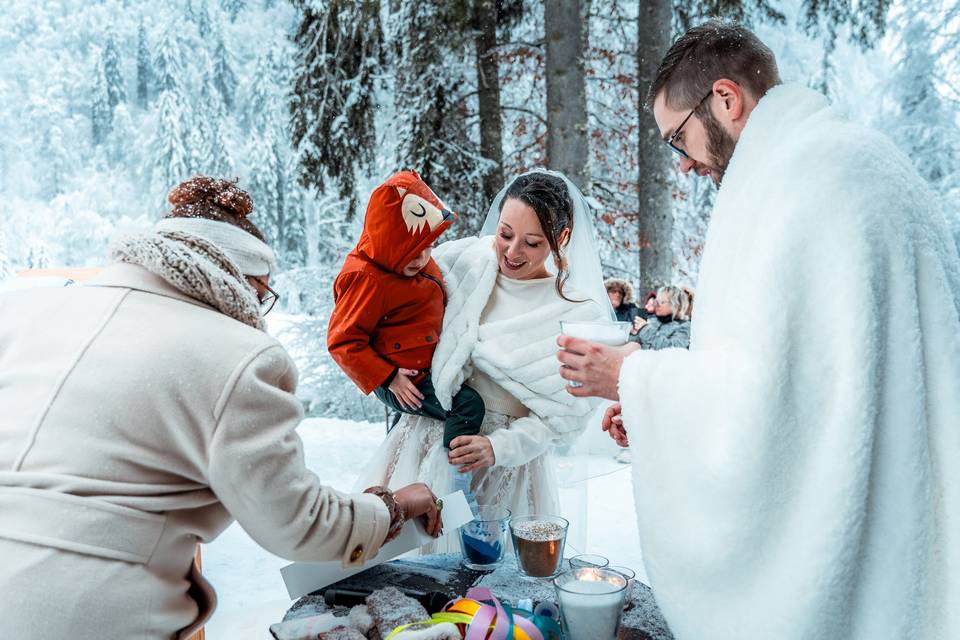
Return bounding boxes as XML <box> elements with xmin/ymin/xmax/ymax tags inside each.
<box><xmin>355</xmin><ymin>410</ymin><xmax>560</xmax><ymax>554</ymax></box>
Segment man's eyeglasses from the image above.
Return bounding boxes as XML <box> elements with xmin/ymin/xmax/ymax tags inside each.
<box><xmin>665</xmin><ymin>90</ymin><xmax>714</xmax><ymax>159</ymax></box>
<box><xmin>250</xmin><ymin>276</ymin><xmax>280</xmax><ymax>315</ymax></box>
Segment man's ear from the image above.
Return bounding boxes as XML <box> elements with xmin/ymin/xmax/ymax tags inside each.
<box><xmin>711</xmin><ymin>78</ymin><xmax>746</xmax><ymax>124</ymax></box>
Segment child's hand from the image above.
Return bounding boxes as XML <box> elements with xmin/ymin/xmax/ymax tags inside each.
<box><xmin>389</xmin><ymin>368</ymin><xmax>424</xmax><ymax>410</ymax></box>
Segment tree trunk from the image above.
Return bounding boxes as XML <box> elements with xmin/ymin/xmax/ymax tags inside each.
<box><xmin>544</xmin><ymin>0</ymin><xmax>590</xmax><ymax>192</ymax></box>
<box><xmin>636</xmin><ymin>0</ymin><xmax>673</xmax><ymax>294</ymax></box>
<box><xmin>473</xmin><ymin>0</ymin><xmax>504</xmax><ymax>210</ymax></box>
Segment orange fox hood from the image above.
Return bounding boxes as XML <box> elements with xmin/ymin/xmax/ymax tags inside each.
<box><xmin>355</xmin><ymin>171</ymin><xmax>456</xmax><ymax>273</ymax></box>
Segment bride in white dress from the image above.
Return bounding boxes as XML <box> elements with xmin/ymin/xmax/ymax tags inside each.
<box><xmin>357</xmin><ymin>169</ymin><xmax>611</xmax><ymax>551</ymax></box>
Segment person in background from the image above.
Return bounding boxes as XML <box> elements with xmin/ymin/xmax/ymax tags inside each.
<box><xmin>640</xmin><ymin>290</ymin><xmax>657</xmax><ymax>318</ymax></box>
<box><xmin>632</xmin><ymin>285</ymin><xmax>691</xmax><ymax>350</ymax></box>
<box><xmin>0</xmin><ymin>175</ymin><xmax>442</xmax><ymax>640</ymax></box>
<box><xmin>605</xmin><ymin>277</ymin><xmax>639</xmax><ymax>323</ymax></box>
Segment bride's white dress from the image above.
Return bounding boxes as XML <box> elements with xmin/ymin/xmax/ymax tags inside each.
<box><xmin>355</xmin><ymin>236</ymin><xmax>608</xmax><ymax>553</ymax></box>
<box><xmin>357</xmin><ymin>411</ymin><xmax>559</xmax><ymax>553</ymax></box>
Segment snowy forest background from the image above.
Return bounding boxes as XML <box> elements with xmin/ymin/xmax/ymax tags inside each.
<box><xmin>1</xmin><ymin>0</ymin><xmax>958</xmax><ymax>419</ymax></box>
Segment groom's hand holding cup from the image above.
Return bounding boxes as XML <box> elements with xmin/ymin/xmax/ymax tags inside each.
<box><xmin>557</xmin><ymin>321</ymin><xmax>640</xmax><ymax>401</ymax></box>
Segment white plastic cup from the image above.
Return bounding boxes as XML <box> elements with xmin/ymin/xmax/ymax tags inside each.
<box><xmin>559</xmin><ymin>320</ymin><xmax>632</xmax><ymax>386</ymax></box>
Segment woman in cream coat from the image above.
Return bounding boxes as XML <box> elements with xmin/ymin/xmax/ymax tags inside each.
<box><xmin>359</xmin><ymin>171</ymin><xmax>609</xmax><ymax>549</ymax></box>
<box><xmin>0</xmin><ymin>177</ymin><xmax>440</xmax><ymax>640</ymax></box>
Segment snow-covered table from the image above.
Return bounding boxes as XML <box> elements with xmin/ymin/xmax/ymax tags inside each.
<box><xmin>282</xmin><ymin>554</ymin><xmax>673</xmax><ymax>639</ymax></box>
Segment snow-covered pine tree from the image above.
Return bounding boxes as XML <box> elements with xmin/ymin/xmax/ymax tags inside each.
<box><xmin>220</xmin><ymin>0</ymin><xmax>246</xmax><ymax>23</ymax></box>
<box><xmin>26</xmin><ymin>241</ymin><xmax>51</xmax><ymax>269</ymax></box>
<box><xmin>886</xmin><ymin>16</ymin><xmax>959</xmax><ymax>191</ymax></box>
<box><xmin>390</xmin><ymin>0</ymin><xmax>487</xmax><ymax>234</ymax></box>
<box><xmin>0</xmin><ymin>222</ymin><xmax>13</xmax><ymax>281</ymax></box>
<box><xmin>0</xmin><ymin>252</ymin><xmax>11</xmax><ymax>283</ymax></box>
<box><xmin>136</xmin><ymin>20</ymin><xmax>151</xmax><ymax>108</ymax></box>
<box><xmin>248</xmin><ymin>126</ymin><xmax>281</xmax><ymax>230</ymax></box>
<box><xmin>244</xmin><ymin>51</ymin><xmax>274</xmax><ymax>135</ymax></box>
<box><xmin>43</xmin><ymin>125</ymin><xmax>69</xmax><ymax>198</ymax></box>
<box><xmin>91</xmin><ymin>56</ymin><xmax>113</xmax><ymax>145</ymax></box>
<box><xmin>151</xmin><ymin>26</ymin><xmax>189</xmax><ymax>192</ymax></box>
<box><xmin>103</xmin><ymin>31</ymin><xmax>126</xmax><ymax>108</ymax></box>
<box><xmin>252</xmin><ymin>72</ymin><xmax>308</xmax><ymax>266</ymax></box>
<box><xmin>212</xmin><ymin>21</ymin><xmax>237</xmax><ymax>111</ymax></box>
<box><xmin>153</xmin><ymin>24</ymin><xmax>183</xmax><ymax>94</ymax></box>
<box><xmin>108</xmin><ymin>103</ymin><xmax>135</xmax><ymax>167</ymax></box>
<box><xmin>291</xmin><ymin>0</ymin><xmax>383</xmax><ymax>219</ymax></box>
<box><xmin>197</xmin><ymin>0</ymin><xmax>213</xmax><ymax>38</ymax></box>
<box><xmin>192</xmin><ymin>51</ymin><xmax>233</xmax><ymax>177</ymax></box>
<box><xmin>153</xmin><ymin>87</ymin><xmax>190</xmax><ymax>191</ymax></box>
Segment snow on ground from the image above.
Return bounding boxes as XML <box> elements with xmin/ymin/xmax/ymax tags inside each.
<box><xmin>203</xmin><ymin>416</ymin><xmax>646</xmax><ymax>639</ymax></box>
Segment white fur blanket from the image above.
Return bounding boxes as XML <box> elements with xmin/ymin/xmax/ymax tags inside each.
<box><xmin>619</xmin><ymin>83</ymin><xmax>960</xmax><ymax>639</ymax></box>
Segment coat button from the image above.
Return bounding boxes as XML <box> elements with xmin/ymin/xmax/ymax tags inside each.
<box><xmin>425</xmin><ymin>335</ymin><xmax>433</xmax><ymax>342</ymax></box>
<box><xmin>394</xmin><ymin>342</ymin><xmax>401</xmax><ymax>349</ymax></box>
<box><xmin>350</xmin><ymin>545</ymin><xmax>364</xmax><ymax>562</ymax></box>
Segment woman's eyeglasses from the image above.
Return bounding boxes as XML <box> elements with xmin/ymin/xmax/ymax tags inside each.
<box><xmin>250</xmin><ymin>276</ymin><xmax>280</xmax><ymax>315</ymax></box>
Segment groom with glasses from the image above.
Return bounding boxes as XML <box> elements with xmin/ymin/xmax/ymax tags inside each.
<box><xmin>557</xmin><ymin>18</ymin><xmax>960</xmax><ymax>640</ymax></box>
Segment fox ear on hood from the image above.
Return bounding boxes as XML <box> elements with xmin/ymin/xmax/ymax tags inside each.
<box><xmin>396</xmin><ymin>186</ymin><xmax>407</xmax><ymax>196</ymax></box>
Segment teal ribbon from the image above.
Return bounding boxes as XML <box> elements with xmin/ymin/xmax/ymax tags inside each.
<box><xmin>507</xmin><ymin>604</ymin><xmax>563</xmax><ymax>640</ymax></box>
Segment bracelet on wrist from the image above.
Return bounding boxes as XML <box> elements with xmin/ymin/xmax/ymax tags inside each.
<box><xmin>364</xmin><ymin>485</ymin><xmax>406</xmax><ymax>542</ymax></box>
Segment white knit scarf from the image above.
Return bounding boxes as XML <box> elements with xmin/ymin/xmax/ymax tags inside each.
<box><xmin>110</xmin><ymin>230</ymin><xmax>265</xmax><ymax>330</ymax></box>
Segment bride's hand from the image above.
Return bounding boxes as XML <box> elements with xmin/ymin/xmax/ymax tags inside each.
<box><xmin>448</xmin><ymin>435</ymin><xmax>495</xmax><ymax>473</ymax></box>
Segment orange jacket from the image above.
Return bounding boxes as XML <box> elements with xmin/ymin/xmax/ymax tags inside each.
<box><xmin>327</xmin><ymin>171</ymin><xmax>457</xmax><ymax>395</ymax></box>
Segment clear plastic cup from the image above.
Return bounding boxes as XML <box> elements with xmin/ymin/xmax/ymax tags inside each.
<box><xmin>559</xmin><ymin>321</ymin><xmax>632</xmax><ymax>387</ymax></box>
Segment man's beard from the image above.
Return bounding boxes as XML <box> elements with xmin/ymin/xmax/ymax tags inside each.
<box><xmin>700</xmin><ymin>106</ymin><xmax>737</xmax><ymax>185</ymax></box>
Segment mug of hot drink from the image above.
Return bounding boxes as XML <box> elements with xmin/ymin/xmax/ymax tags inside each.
<box><xmin>559</xmin><ymin>320</ymin><xmax>632</xmax><ymax>387</ymax></box>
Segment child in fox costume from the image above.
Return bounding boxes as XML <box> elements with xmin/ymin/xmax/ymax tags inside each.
<box><xmin>328</xmin><ymin>171</ymin><xmax>484</xmax><ymax>503</ymax></box>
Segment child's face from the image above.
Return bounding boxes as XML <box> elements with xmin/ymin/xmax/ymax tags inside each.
<box><xmin>402</xmin><ymin>246</ymin><xmax>433</xmax><ymax>276</ymax></box>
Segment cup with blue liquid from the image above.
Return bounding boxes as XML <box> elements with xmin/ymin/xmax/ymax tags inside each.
<box><xmin>459</xmin><ymin>505</ymin><xmax>511</xmax><ymax>571</ymax></box>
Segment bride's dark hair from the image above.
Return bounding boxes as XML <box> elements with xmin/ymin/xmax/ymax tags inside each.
<box><xmin>500</xmin><ymin>172</ymin><xmax>580</xmax><ymax>303</ymax></box>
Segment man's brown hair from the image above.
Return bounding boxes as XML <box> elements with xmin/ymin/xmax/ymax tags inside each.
<box><xmin>646</xmin><ymin>20</ymin><xmax>781</xmax><ymax>112</ymax></box>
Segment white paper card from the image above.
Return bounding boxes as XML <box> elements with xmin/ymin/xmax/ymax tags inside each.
<box><xmin>280</xmin><ymin>490</ymin><xmax>473</xmax><ymax>599</ymax></box>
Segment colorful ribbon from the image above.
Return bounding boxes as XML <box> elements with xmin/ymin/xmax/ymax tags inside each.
<box><xmin>385</xmin><ymin>587</ymin><xmax>562</xmax><ymax>640</ymax></box>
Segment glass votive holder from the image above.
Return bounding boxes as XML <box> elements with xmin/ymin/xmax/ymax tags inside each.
<box><xmin>510</xmin><ymin>515</ymin><xmax>569</xmax><ymax>578</ymax></box>
<box><xmin>459</xmin><ymin>506</ymin><xmax>511</xmax><ymax>571</ymax></box>
<box><xmin>568</xmin><ymin>554</ymin><xmax>609</xmax><ymax>570</ymax></box>
<box><xmin>554</xmin><ymin>567</ymin><xmax>628</xmax><ymax>640</ymax></box>
<box><xmin>608</xmin><ymin>565</ymin><xmax>636</xmax><ymax>604</ymax></box>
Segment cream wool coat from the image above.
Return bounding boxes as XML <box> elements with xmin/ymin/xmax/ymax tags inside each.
<box><xmin>0</xmin><ymin>263</ymin><xmax>390</xmax><ymax>640</ymax></box>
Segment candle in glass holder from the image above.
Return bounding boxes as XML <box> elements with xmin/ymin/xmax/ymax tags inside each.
<box><xmin>554</xmin><ymin>567</ymin><xmax>627</xmax><ymax>640</ymax></box>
